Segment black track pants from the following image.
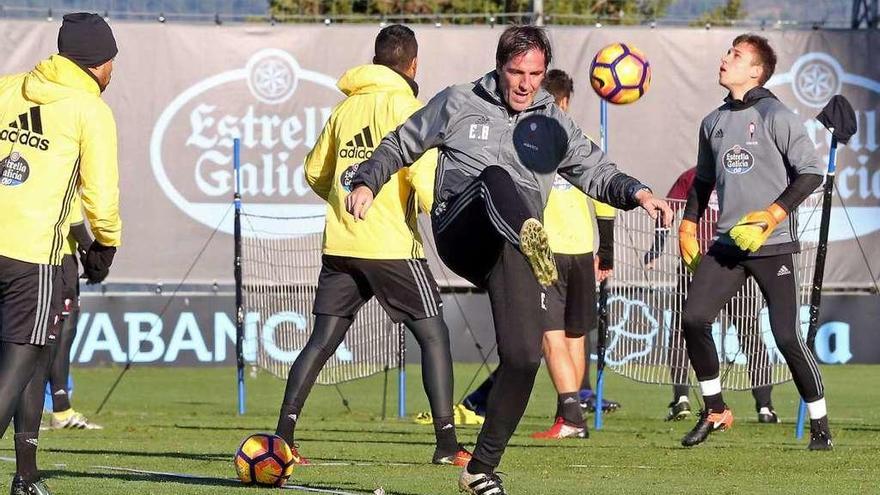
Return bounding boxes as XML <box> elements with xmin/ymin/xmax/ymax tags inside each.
<box><xmin>681</xmin><ymin>250</ymin><xmax>824</xmax><ymax>402</ymax></box>
<box><xmin>276</xmin><ymin>314</ymin><xmax>455</xmax><ymax>436</ymax></box>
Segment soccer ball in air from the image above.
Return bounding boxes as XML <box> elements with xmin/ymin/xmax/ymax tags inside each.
<box><xmin>589</xmin><ymin>42</ymin><xmax>652</xmax><ymax>104</ymax></box>
<box><xmin>234</xmin><ymin>433</ymin><xmax>295</xmax><ymax>487</ymax></box>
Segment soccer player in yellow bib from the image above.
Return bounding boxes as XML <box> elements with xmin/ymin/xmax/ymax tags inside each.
<box><xmin>273</xmin><ymin>25</ymin><xmax>470</xmax><ymax>467</ymax></box>
<box><xmin>529</xmin><ymin>70</ymin><xmax>619</xmax><ymax>439</ymax></box>
<box><xmin>0</xmin><ymin>13</ymin><xmax>121</xmax><ymax>494</ymax></box>
<box><xmin>46</xmin><ymin>195</ymin><xmax>105</xmax><ymax>431</ymax></box>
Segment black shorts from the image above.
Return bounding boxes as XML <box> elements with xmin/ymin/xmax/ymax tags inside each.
<box><xmin>0</xmin><ymin>255</ymin><xmax>62</xmax><ymax>346</ymax></box>
<box><xmin>59</xmin><ymin>254</ymin><xmax>80</xmax><ymax>316</ymax></box>
<box><xmin>543</xmin><ymin>253</ymin><xmax>596</xmax><ymax>335</ymax></box>
<box><xmin>313</xmin><ymin>255</ymin><xmax>442</xmax><ymax>323</ymax></box>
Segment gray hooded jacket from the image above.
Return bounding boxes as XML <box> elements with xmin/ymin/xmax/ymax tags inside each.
<box><xmin>351</xmin><ymin>71</ymin><xmax>647</xmax><ymax>219</ymax></box>
<box><xmin>688</xmin><ymin>87</ymin><xmax>824</xmax><ymax>256</ymax></box>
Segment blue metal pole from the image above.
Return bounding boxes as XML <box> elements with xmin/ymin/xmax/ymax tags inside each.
<box><xmin>796</xmin><ymin>136</ymin><xmax>838</xmax><ymax>439</ymax></box>
<box><xmin>595</xmin><ymin>99</ymin><xmax>609</xmax><ymax>431</ymax></box>
<box><xmin>398</xmin><ymin>324</ymin><xmax>406</xmax><ymax>418</ymax></box>
<box><xmin>233</xmin><ymin>138</ymin><xmax>246</xmax><ymax>416</ymax></box>
<box><xmin>795</xmin><ymin>401</ymin><xmax>807</xmax><ymax>439</ymax></box>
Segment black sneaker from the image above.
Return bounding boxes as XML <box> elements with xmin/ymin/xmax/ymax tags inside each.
<box><xmin>680</xmin><ymin>408</ymin><xmax>734</xmax><ymax>447</ymax></box>
<box><xmin>462</xmin><ymin>396</ymin><xmax>486</xmax><ymax>418</ymax></box>
<box><xmin>10</xmin><ymin>475</ymin><xmax>52</xmax><ymax>495</ymax></box>
<box><xmin>757</xmin><ymin>407</ymin><xmax>779</xmax><ymax>424</ymax></box>
<box><xmin>578</xmin><ymin>390</ymin><xmax>621</xmax><ymax>414</ymax></box>
<box><xmin>665</xmin><ymin>397</ymin><xmax>692</xmax><ymax>421</ymax></box>
<box><xmin>808</xmin><ymin>417</ymin><xmax>833</xmax><ymax>451</ymax></box>
<box><xmin>458</xmin><ymin>470</ymin><xmax>506</xmax><ymax>495</ymax></box>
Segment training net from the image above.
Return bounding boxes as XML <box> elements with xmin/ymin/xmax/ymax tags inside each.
<box><xmin>604</xmin><ymin>192</ymin><xmax>823</xmax><ymax>391</ymax></box>
<box><xmin>238</xmin><ymin>211</ymin><xmax>401</xmax><ymax>385</ymax></box>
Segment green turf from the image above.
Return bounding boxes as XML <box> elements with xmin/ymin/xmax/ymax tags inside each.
<box><xmin>1</xmin><ymin>364</ymin><xmax>877</xmax><ymax>494</ymax></box>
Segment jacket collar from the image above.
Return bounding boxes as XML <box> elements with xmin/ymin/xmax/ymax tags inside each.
<box><xmin>388</xmin><ymin>67</ymin><xmax>419</xmax><ymax>98</ymax></box>
<box><xmin>475</xmin><ymin>70</ymin><xmax>554</xmax><ymax>114</ymax></box>
<box><xmin>724</xmin><ymin>86</ymin><xmax>777</xmax><ymax>110</ymax></box>
<box><xmin>59</xmin><ymin>54</ymin><xmax>104</xmax><ymax>92</ymax></box>
<box><xmin>22</xmin><ymin>54</ymin><xmax>101</xmax><ymax>106</ymax></box>
<box><xmin>337</xmin><ymin>64</ymin><xmax>418</xmax><ymax>98</ymax></box>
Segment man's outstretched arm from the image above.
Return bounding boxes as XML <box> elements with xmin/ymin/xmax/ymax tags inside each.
<box><xmin>347</xmin><ymin>87</ymin><xmax>453</xmax><ymax>220</ymax></box>
<box><xmin>555</xmin><ymin>113</ymin><xmax>673</xmax><ymax>226</ymax></box>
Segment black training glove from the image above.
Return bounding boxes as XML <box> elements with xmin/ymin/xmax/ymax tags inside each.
<box><xmin>82</xmin><ymin>241</ymin><xmax>116</xmax><ymax>284</ymax></box>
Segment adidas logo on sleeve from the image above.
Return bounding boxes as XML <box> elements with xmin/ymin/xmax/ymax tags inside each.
<box><xmin>338</xmin><ymin>126</ymin><xmax>375</xmax><ymax>159</ymax></box>
<box><xmin>0</xmin><ymin>106</ymin><xmax>50</xmax><ymax>151</ymax></box>
<box><xmin>777</xmin><ymin>265</ymin><xmax>791</xmax><ymax>277</ymax></box>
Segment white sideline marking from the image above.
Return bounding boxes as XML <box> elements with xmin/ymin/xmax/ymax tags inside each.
<box><xmin>94</xmin><ymin>465</ymin><xmax>221</xmax><ymax>480</ymax></box>
<box><xmin>93</xmin><ymin>466</ymin><xmax>363</xmax><ymax>494</ymax></box>
<box><xmin>0</xmin><ymin>456</ymin><xmax>65</xmax><ymax>467</ymax></box>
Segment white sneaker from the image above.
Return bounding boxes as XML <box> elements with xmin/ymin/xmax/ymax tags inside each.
<box><xmin>459</xmin><ymin>469</ymin><xmax>507</xmax><ymax>495</ymax></box>
<box><xmin>50</xmin><ymin>410</ymin><xmax>104</xmax><ymax>430</ymax></box>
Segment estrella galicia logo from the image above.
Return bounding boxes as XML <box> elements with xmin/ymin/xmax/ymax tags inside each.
<box><xmin>1</xmin><ymin>106</ymin><xmax>49</xmax><ymax>151</ymax></box>
<box><xmin>0</xmin><ymin>151</ymin><xmax>30</xmax><ymax>186</ymax></box>
<box><xmin>150</xmin><ymin>49</ymin><xmax>341</xmax><ymax>238</ymax></box>
<box><xmin>722</xmin><ymin>145</ymin><xmax>754</xmax><ymax>174</ymax></box>
<box><xmin>340</xmin><ymin>163</ymin><xmax>358</xmax><ymax>192</ymax></box>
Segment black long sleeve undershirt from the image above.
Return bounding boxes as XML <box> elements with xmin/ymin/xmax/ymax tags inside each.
<box><xmin>774</xmin><ymin>173</ymin><xmax>824</xmax><ymax>214</ymax></box>
<box><xmin>683</xmin><ymin>177</ymin><xmax>714</xmax><ymax>223</ymax></box>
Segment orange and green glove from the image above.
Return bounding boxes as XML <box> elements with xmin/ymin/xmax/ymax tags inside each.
<box><xmin>678</xmin><ymin>219</ymin><xmax>702</xmax><ymax>273</ymax></box>
<box><xmin>728</xmin><ymin>203</ymin><xmax>787</xmax><ymax>253</ymax></box>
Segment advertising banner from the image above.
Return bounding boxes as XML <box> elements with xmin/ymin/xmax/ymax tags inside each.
<box><xmin>71</xmin><ymin>293</ymin><xmax>877</xmax><ymax>366</ymax></box>
<box><xmin>1</xmin><ymin>21</ymin><xmax>877</xmax><ymax>288</ymax></box>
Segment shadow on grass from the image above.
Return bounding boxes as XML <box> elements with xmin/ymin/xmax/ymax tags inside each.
<box><xmin>171</xmin><ymin>425</ymin><xmax>434</xmax><ymax>436</ymax></box>
<box><xmin>42</xmin><ymin>468</ymin><xmax>240</xmax><ymax>488</ymax></box>
<box><xmin>41</xmin><ymin>468</ymin><xmax>420</xmax><ymax>494</ymax></box>
<box><xmin>42</xmin><ymin>448</ymin><xmax>229</xmax><ymax>462</ymax></box>
<box><xmin>840</xmin><ymin>425</ymin><xmax>880</xmax><ymax>433</ymax></box>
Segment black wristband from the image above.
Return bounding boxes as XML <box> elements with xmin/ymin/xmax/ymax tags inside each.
<box><xmin>596</xmin><ymin>218</ymin><xmax>614</xmax><ymax>270</ymax></box>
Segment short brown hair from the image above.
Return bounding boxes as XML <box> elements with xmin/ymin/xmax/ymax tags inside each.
<box><xmin>543</xmin><ymin>69</ymin><xmax>573</xmax><ymax>101</ymax></box>
<box><xmin>374</xmin><ymin>24</ymin><xmax>418</xmax><ymax>73</ymax></box>
<box><xmin>496</xmin><ymin>25</ymin><xmax>552</xmax><ymax>69</ymax></box>
<box><xmin>733</xmin><ymin>33</ymin><xmax>777</xmax><ymax>85</ymax></box>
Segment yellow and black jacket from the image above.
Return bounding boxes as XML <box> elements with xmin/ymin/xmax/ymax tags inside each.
<box><xmin>62</xmin><ymin>194</ymin><xmax>83</xmax><ymax>256</ymax></box>
<box><xmin>0</xmin><ymin>54</ymin><xmax>121</xmax><ymax>265</ymax></box>
<box><xmin>305</xmin><ymin>64</ymin><xmax>436</xmax><ymax>260</ymax></box>
<box><xmin>544</xmin><ymin>174</ymin><xmax>616</xmax><ymax>256</ymax></box>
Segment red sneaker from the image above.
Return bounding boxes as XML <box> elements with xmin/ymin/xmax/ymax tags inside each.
<box><xmin>290</xmin><ymin>444</ymin><xmax>311</xmax><ymax>465</ymax></box>
<box><xmin>530</xmin><ymin>417</ymin><xmax>587</xmax><ymax>439</ymax></box>
<box><xmin>432</xmin><ymin>444</ymin><xmax>472</xmax><ymax>467</ymax></box>
<box><xmin>681</xmin><ymin>408</ymin><xmax>735</xmax><ymax>447</ymax></box>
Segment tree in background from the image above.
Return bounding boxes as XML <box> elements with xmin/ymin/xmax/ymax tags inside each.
<box><xmin>268</xmin><ymin>0</ymin><xmax>670</xmax><ymax>23</ymax></box>
<box><xmin>545</xmin><ymin>0</ymin><xmax>671</xmax><ymax>25</ymax></box>
<box><xmin>694</xmin><ymin>0</ymin><xmax>747</xmax><ymax>26</ymax></box>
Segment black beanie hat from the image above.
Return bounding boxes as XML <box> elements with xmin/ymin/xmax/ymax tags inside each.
<box><xmin>57</xmin><ymin>13</ymin><xmax>118</xmax><ymax>68</ymax></box>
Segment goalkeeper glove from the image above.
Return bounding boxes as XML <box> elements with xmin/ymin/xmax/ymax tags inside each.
<box><xmin>729</xmin><ymin>203</ymin><xmax>787</xmax><ymax>253</ymax></box>
<box><xmin>82</xmin><ymin>241</ymin><xmax>116</xmax><ymax>284</ymax></box>
<box><xmin>678</xmin><ymin>219</ymin><xmax>701</xmax><ymax>273</ymax></box>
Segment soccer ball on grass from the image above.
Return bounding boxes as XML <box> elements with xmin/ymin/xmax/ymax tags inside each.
<box><xmin>234</xmin><ymin>433</ymin><xmax>295</xmax><ymax>487</ymax></box>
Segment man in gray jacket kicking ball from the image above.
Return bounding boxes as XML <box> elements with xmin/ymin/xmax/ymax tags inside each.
<box><xmin>346</xmin><ymin>26</ymin><xmax>672</xmax><ymax>494</ymax></box>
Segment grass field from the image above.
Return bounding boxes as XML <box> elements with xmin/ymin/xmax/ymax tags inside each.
<box><xmin>1</xmin><ymin>364</ymin><xmax>878</xmax><ymax>494</ymax></box>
